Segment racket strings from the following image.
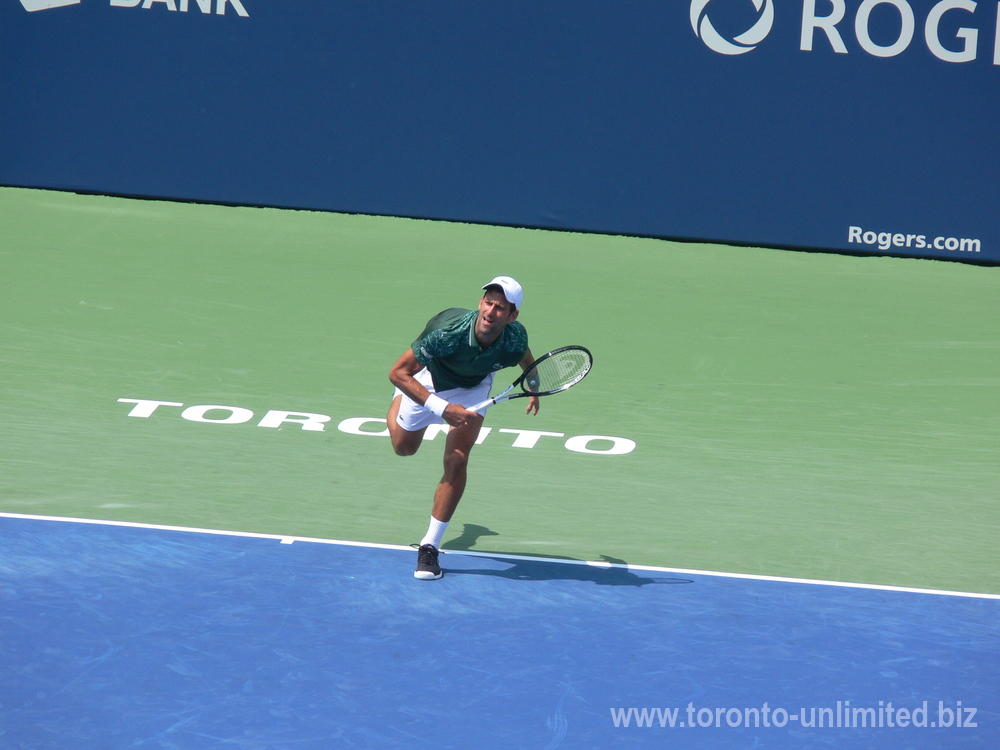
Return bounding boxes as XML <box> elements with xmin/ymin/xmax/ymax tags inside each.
<box><xmin>523</xmin><ymin>349</ymin><xmax>591</xmax><ymax>394</ymax></box>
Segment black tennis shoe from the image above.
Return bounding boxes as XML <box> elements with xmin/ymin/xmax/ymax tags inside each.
<box><xmin>414</xmin><ymin>543</ymin><xmax>443</xmax><ymax>580</ymax></box>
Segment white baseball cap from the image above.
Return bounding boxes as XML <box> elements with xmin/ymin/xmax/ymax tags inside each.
<box><xmin>482</xmin><ymin>276</ymin><xmax>523</xmax><ymax>310</ymax></box>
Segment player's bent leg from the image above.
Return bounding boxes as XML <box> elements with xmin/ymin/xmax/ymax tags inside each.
<box><xmin>387</xmin><ymin>395</ymin><xmax>425</xmax><ymax>456</ymax></box>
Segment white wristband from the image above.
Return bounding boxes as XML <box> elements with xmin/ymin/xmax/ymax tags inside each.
<box><xmin>424</xmin><ymin>393</ymin><xmax>448</xmax><ymax>418</ymax></box>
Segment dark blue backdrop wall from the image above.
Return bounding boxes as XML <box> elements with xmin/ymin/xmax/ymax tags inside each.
<box><xmin>2</xmin><ymin>0</ymin><xmax>997</xmax><ymax>262</ymax></box>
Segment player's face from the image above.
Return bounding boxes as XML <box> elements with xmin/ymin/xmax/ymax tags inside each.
<box><xmin>476</xmin><ymin>290</ymin><xmax>518</xmax><ymax>344</ymax></box>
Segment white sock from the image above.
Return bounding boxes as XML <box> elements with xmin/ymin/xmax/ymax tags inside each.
<box><xmin>420</xmin><ymin>516</ymin><xmax>449</xmax><ymax>549</ymax></box>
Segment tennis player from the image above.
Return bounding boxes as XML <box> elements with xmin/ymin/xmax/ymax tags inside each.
<box><xmin>388</xmin><ymin>276</ymin><xmax>538</xmax><ymax>580</ymax></box>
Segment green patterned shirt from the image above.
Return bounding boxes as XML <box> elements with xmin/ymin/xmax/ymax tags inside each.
<box><xmin>412</xmin><ymin>308</ymin><xmax>529</xmax><ymax>391</ymax></box>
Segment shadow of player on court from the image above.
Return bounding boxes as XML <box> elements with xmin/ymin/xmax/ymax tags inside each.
<box><xmin>441</xmin><ymin>523</ymin><xmax>500</xmax><ymax>552</ymax></box>
<box><xmin>441</xmin><ymin>524</ymin><xmax>693</xmax><ymax>587</ymax></box>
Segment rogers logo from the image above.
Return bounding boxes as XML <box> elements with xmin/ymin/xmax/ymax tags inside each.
<box><xmin>692</xmin><ymin>0</ymin><xmax>1000</xmax><ymax>64</ymax></box>
<box><xmin>690</xmin><ymin>0</ymin><xmax>775</xmax><ymax>55</ymax></box>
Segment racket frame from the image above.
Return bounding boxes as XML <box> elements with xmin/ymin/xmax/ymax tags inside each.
<box><xmin>467</xmin><ymin>345</ymin><xmax>592</xmax><ymax>412</ymax></box>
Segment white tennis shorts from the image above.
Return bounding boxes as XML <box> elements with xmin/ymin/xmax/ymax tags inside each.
<box><xmin>394</xmin><ymin>367</ymin><xmax>494</xmax><ymax>431</ymax></box>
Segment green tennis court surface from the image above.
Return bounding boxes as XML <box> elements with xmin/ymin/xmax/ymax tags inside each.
<box><xmin>2</xmin><ymin>186</ymin><xmax>998</xmax><ymax>594</ymax></box>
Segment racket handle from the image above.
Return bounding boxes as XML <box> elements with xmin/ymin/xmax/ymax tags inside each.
<box><xmin>467</xmin><ymin>397</ymin><xmax>496</xmax><ymax>412</ymax></box>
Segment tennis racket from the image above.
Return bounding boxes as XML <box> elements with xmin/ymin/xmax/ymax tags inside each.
<box><xmin>469</xmin><ymin>345</ymin><xmax>593</xmax><ymax>411</ymax></box>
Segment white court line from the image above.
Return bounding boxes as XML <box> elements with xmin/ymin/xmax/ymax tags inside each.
<box><xmin>2</xmin><ymin>512</ymin><xmax>999</xmax><ymax>601</ymax></box>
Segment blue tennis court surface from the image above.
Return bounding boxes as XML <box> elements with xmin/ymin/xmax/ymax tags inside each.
<box><xmin>2</xmin><ymin>514</ymin><xmax>996</xmax><ymax>749</ymax></box>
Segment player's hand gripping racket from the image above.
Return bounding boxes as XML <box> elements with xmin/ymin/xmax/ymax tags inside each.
<box><xmin>469</xmin><ymin>345</ymin><xmax>593</xmax><ymax>412</ymax></box>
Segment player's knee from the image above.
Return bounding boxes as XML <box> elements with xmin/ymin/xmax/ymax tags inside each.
<box><xmin>442</xmin><ymin>449</ymin><xmax>469</xmax><ymax>477</ymax></box>
<box><xmin>392</xmin><ymin>439</ymin><xmax>420</xmax><ymax>457</ymax></box>
<box><xmin>391</xmin><ymin>430</ymin><xmax>422</xmax><ymax>456</ymax></box>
